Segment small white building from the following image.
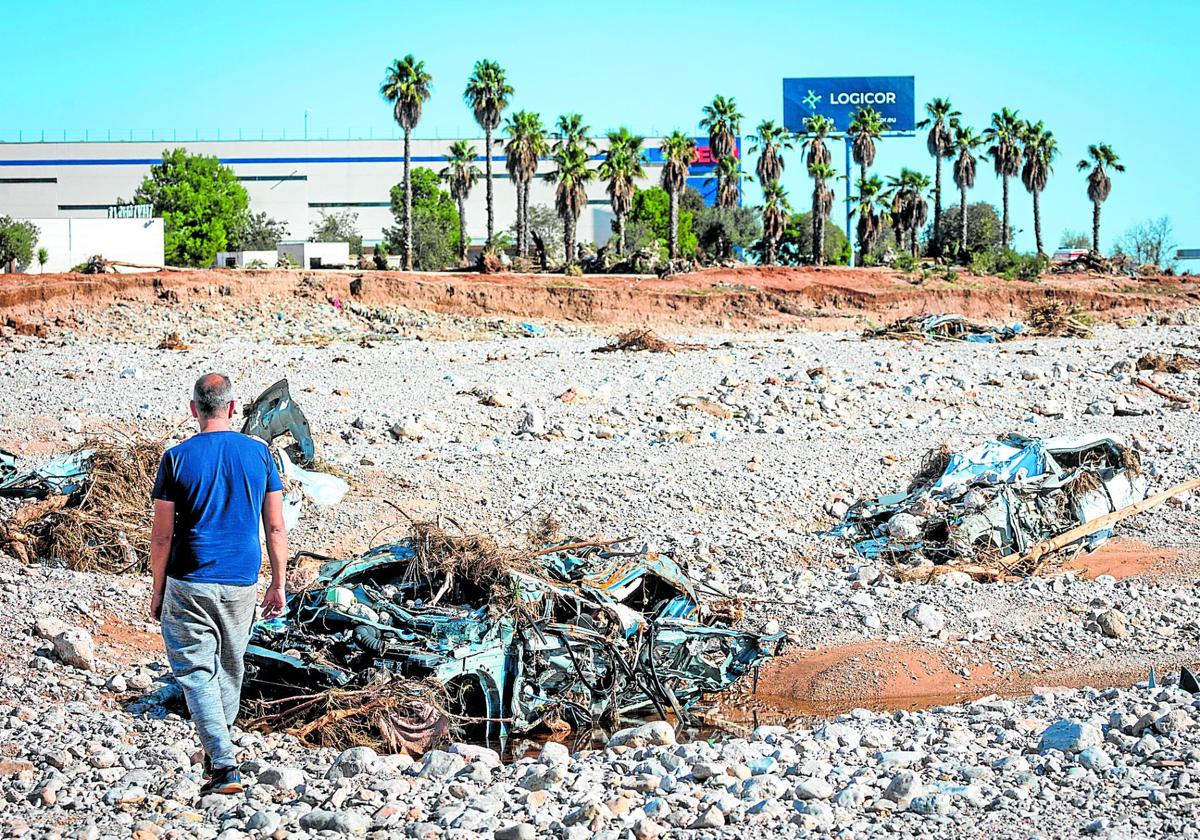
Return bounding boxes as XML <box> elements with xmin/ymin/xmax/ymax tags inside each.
<box><xmin>213</xmin><ymin>249</ymin><xmax>277</xmax><ymax>268</ymax></box>
<box><xmin>13</xmin><ymin>217</ymin><xmax>164</xmax><ymax>273</ymax></box>
<box><xmin>277</xmin><ymin>240</ymin><xmax>350</xmax><ymax>269</ymax></box>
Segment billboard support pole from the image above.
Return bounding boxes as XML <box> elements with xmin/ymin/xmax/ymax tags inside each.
<box><xmin>844</xmin><ymin>136</ymin><xmax>854</xmax><ymax>267</ymax></box>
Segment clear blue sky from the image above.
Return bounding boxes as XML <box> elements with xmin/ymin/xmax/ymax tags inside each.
<box><xmin>3</xmin><ymin>0</ymin><xmax>1196</xmax><ymax>255</ymax></box>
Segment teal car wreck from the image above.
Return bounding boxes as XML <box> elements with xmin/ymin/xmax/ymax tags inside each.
<box><xmin>244</xmin><ymin>538</ymin><xmax>784</xmax><ymax>738</ymax></box>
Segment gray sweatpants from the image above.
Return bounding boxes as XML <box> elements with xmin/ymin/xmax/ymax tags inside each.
<box><xmin>160</xmin><ymin>578</ymin><xmax>257</xmax><ymax>770</ymax></box>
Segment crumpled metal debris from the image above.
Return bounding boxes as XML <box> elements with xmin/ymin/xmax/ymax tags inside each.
<box><xmin>0</xmin><ymin>449</ymin><xmax>91</xmax><ymax>499</ymax></box>
<box><xmin>832</xmin><ymin>433</ymin><xmax>1148</xmax><ymax>577</ymax></box>
<box><xmin>244</xmin><ymin>537</ymin><xmax>783</xmax><ymax>739</ymax></box>
<box><xmin>241</xmin><ymin>379</ymin><xmax>316</xmax><ymax>465</ymax></box>
<box><xmin>864</xmin><ymin>314</ymin><xmax>1024</xmax><ymax>343</ymax></box>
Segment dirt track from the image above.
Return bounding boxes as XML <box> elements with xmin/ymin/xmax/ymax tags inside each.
<box><xmin>3</xmin><ymin>265</ymin><xmax>1197</xmax><ymax>330</ymax></box>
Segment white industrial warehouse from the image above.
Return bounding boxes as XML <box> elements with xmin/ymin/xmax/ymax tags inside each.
<box><xmin>0</xmin><ymin>136</ymin><xmax>728</xmax><ymax>264</ymax></box>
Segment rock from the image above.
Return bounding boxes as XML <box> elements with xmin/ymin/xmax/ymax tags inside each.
<box><xmin>607</xmin><ymin>721</ymin><xmax>676</xmax><ymax>749</ymax></box>
<box><xmin>904</xmin><ymin>603</ymin><xmax>944</xmax><ymax>636</ymax></box>
<box><xmin>793</xmin><ymin>777</ymin><xmax>834</xmax><ymax>800</ymax></box>
<box><xmin>631</xmin><ymin>818</ymin><xmax>662</xmax><ymax>840</ymax></box>
<box><xmin>494</xmin><ymin>825</ymin><xmax>535</xmax><ymax>840</ymax></box>
<box><xmin>538</xmin><ymin>741</ymin><xmax>570</xmax><ymax>765</ymax></box>
<box><xmin>389</xmin><ymin>418</ymin><xmax>425</xmax><ymax>441</ymax></box>
<box><xmin>1096</xmin><ymin>609</ymin><xmax>1128</xmax><ymax>639</ymax></box>
<box><xmin>1114</xmin><ymin>394</ymin><xmax>1150</xmax><ymax>416</ymax></box>
<box><xmin>1076</xmin><ymin>746</ymin><xmax>1113</xmax><ymax>771</ymax></box>
<box><xmin>33</xmin><ymin>617</ymin><xmax>68</xmax><ymax>640</ymax></box>
<box><xmin>326</xmin><ymin>746</ymin><xmax>377</xmax><ymax>779</ymax></box>
<box><xmin>415</xmin><ymin>749</ymin><xmax>464</xmax><ymax>779</ymax></box>
<box><xmin>883</xmin><ymin>770</ymin><xmax>923</xmax><ymax>804</ymax></box>
<box><xmin>688</xmin><ymin>805</ymin><xmax>725</xmax><ymax>829</ymax></box>
<box><xmin>257</xmin><ymin>766</ymin><xmax>304</xmax><ymax>791</ymax></box>
<box><xmin>1085</xmin><ymin>400</ymin><xmax>1115</xmax><ymax>416</ymax></box>
<box><xmin>516</xmin><ymin>407</ymin><xmax>546</xmax><ymax>437</ymax></box>
<box><xmin>1039</xmin><ymin>720</ymin><xmax>1103</xmax><ymax>754</ymax></box>
<box><xmin>887</xmin><ymin>513</ymin><xmax>922</xmax><ymax>541</ymax></box>
<box><xmin>52</xmin><ymin>628</ymin><xmax>95</xmax><ymax>670</ymax></box>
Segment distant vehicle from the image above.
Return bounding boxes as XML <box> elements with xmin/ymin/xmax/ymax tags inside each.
<box><xmin>1051</xmin><ymin>247</ymin><xmax>1089</xmax><ymax>263</ymax></box>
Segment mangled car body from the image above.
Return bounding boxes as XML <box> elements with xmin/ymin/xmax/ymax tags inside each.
<box><xmin>833</xmin><ymin>433</ymin><xmax>1148</xmax><ymax>573</ymax></box>
<box><xmin>245</xmin><ymin>537</ymin><xmax>783</xmax><ymax>737</ymax></box>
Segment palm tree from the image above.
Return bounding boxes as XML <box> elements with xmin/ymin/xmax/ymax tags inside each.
<box><xmin>801</xmin><ymin>115</ymin><xmax>837</xmax><ymax>266</ymax></box>
<box><xmin>748</xmin><ymin>119</ymin><xmax>793</xmax><ymax>188</ymax></box>
<box><xmin>917</xmin><ymin>98</ymin><xmax>960</xmax><ymax>257</ymax></box>
<box><xmin>760</xmin><ymin>180</ymin><xmax>790</xmax><ymax>266</ymax></box>
<box><xmin>700</xmin><ymin>95</ymin><xmax>742</xmax><ymax>205</ymax></box>
<box><xmin>553</xmin><ymin>113</ymin><xmax>592</xmax><ymax>152</ymax></box>
<box><xmin>440</xmin><ymin>140</ymin><xmax>481</xmax><ymax>265</ymax></box>
<box><xmin>597</xmin><ymin>128</ymin><xmax>646</xmax><ymax>254</ymax></box>
<box><xmin>808</xmin><ymin>161</ymin><xmax>837</xmax><ymax>266</ymax></box>
<box><xmin>849</xmin><ymin>175</ymin><xmax>890</xmax><ymax>263</ymax></box>
<box><xmin>660</xmin><ymin>131</ymin><xmax>697</xmax><ymax>260</ymax></box>
<box><xmin>380</xmin><ymin>54</ymin><xmax>433</xmax><ymax>271</ymax></box>
<box><xmin>463</xmin><ymin>59</ymin><xmax>513</xmax><ymax>245</ymax></box>
<box><xmin>983</xmin><ymin>107</ymin><xmax>1024</xmax><ymax>248</ymax></box>
<box><xmin>714</xmin><ymin>154</ymin><xmax>743</xmax><ymax>209</ymax></box>
<box><xmin>504</xmin><ymin>110</ymin><xmax>549</xmax><ymax>257</ymax></box>
<box><xmin>545</xmin><ymin>144</ymin><xmax>593</xmax><ymax>266</ymax></box>
<box><xmin>886</xmin><ymin>169</ymin><xmax>931</xmax><ymax>257</ymax></box>
<box><xmin>1020</xmin><ymin>121</ymin><xmax>1057</xmax><ymax>256</ymax></box>
<box><xmin>847</xmin><ymin>106</ymin><xmax>885</xmax><ymax>265</ymax></box>
<box><xmin>1077</xmin><ymin>143</ymin><xmax>1123</xmax><ymax>255</ymax></box>
<box><xmin>950</xmin><ymin>123</ymin><xmax>983</xmax><ymax>262</ymax></box>
<box><xmin>847</xmin><ymin>105</ymin><xmax>884</xmax><ymax>188</ymax></box>
<box><xmin>801</xmin><ymin>114</ymin><xmax>835</xmax><ymax>168</ymax></box>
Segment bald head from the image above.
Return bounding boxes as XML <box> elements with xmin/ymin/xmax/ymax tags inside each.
<box><xmin>192</xmin><ymin>373</ymin><xmax>233</xmax><ymax>419</ymax></box>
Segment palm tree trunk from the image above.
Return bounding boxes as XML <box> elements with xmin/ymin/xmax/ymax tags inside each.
<box><xmin>522</xmin><ymin>181</ymin><xmax>532</xmax><ymax>257</ymax></box>
<box><xmin>1032</xmin><ymin>191</ymin><xmax>1043</xmax><ymax>256</ymax></box>
<box><xmin>563</xmin><ymin>217</ymin><xmax>572</xmax><ymax>267</ymax></box>
<box><xmin>617</xmin><ymin>212</ymin><xmax>626</xmax><ymax>255</ymax></box>
<box><xmin>933</xmin><ymin>157</ymin><xmax>943</xmax><ymax>258</ymax></box>
<box><xmin>1092</xmin><ymin>201</ymin><xmax>1101</xmax><ymax>254</ymax></box>
<box><xmin>458</xmin><ymin>195</ymin><xmax>467</xmax><ymax>264</ymax></box>
<box><xmin>485</xmin><ymin>127</ymin><xmax>494</xmax><ymax>244</ymax></box>
<box><xmin>514</xmin><ymin>180</ymin><xmax>524</xmax><ymax>259</ymax></box>
<box><xmin>960</xmin><ymin>184</ymin><xmax>968</xmax><ymax>263</ymax></box>
<box><xmin>766</xmin><ymin>236</ymin><xmax>775</xmax><ymax>266</ymax></box>
<box><xmin>403</xmin><ymin>128</ymin><xmax>413</xmax><ymax>271</ymax></box>
<box><xmin>1001</xmin><ymin>175</ymin><xmax>1010</xmax><ymax>249</ymax></box>
<box><xmin>668</xmin><ymin>187</ymin><xmax>679</xmax><ymax>260</ymax></box>
<box><xmin>811</xmin><ymin>189</ymin><xmax>820</xmax><ymax>266</ymax></box>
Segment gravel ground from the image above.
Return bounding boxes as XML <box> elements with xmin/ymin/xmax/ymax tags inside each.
<box><xmin>1</xmin><ymin>301</ymin><xmax>1198</xmax><ymax>838</ymax></box>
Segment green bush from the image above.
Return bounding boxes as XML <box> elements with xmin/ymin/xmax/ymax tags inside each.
<box><xmin>969</xmin><ymin>247</ymin><xmax>1048</xmax><ymax>281</ymax></box>
<box><xmin>894</xmin><ymin>252</ymin><xmax>918</xmax><ymax>273</ymax></box>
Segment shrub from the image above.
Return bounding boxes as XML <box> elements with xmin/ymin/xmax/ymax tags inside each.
<box><xmin>894</xmin><ymin>252</ymin><xmax>918</xmax><ymax>273</ymax></box>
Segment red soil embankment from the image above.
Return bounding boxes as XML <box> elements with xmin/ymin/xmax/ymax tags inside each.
<box><xmin>2</xmin><ymin>265</ymin><xmax>1197</xmax><ymax>330</ymax></box>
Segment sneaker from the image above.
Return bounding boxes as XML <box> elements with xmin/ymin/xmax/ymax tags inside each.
<box><xmin>200</xmin><ymin>766</ymin><xmax>243</xmax><ymax>796</ymax></box>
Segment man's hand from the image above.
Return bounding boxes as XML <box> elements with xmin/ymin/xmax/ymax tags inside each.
<box><xmin>260</xmin><ymin>582</ymin><xmax>286</xmax><ymax>619</ymax></box>
<box><xmin>150</xmin><ymin>590</ymin><xmax>164</xmax><ymax>622</ymax></box>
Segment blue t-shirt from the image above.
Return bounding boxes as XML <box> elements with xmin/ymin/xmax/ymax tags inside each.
<box><xmin>151</xmin><ymin>431</ymin><xmax>283</xmax><ymax>586</ymax></box>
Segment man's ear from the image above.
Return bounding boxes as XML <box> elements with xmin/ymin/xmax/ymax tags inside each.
<box><xmin>188</xmin><ymin>400</ymin><xmax>199</xmax><ymax>419</ymax></box>
<box><xmin>227</xmin><ymin>400</ymin><xmax>237</xmax><ymax>419</ymax></box>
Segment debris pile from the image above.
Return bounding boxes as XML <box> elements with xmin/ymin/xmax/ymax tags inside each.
<box><xmin>863</xmin><ymin>314</ymin><xmax>1023</xmax><ymax>343</ymax></box>
<box><xmin>0</xmin><ymin>434</ymin><xmax>163</xmax><ymax>572</ymax></box>
<box><xmin>0</xmin><ymin>380</ymin><xmax>345</xmax><ymax>569</ymax></box>
<box><xmin>594</xmin><ymin>329</ymin><xmax>706</xmax><ymax>354</ymax></box>
<box><xmin>832</xmin><ymin>434</ymin><xmax>1150</xmax><ymax>580</ymax></box>
<box><xmin>1027</xmin><ymin>300</ymin><xmax>1094</xmax><ymax>338</ymax></box>
<box><xmin>243</xmin><ymin>522</ymin><xmax>782</xmax><ymax>752</ymax></box>
<box><xmin>156</xmin><ymin>332</ymin><xmax>189</xmax><ymax>351</ymax></box>
<box><xmin>1137</xmin><ymin>352</ymin><xmax>1199</xmax><ymax>373</ymax></box>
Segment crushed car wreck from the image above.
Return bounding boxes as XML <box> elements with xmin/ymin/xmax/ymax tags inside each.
<box><xmin>243</xmin><ymin>527</ymin><xmax>784</xmax><ymax>746</ymax></box>
<box><xmin>832</xmin><ymin>433</ymin><xmax>1149</xmax><ymax>578</ymax></box>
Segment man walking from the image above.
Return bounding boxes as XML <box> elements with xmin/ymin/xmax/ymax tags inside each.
<box><xmin>149</xmin><ymin>373</ymin><xmax>289</xmax><ymax>796</ymax></box>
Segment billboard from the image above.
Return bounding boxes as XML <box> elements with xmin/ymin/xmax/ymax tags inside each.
<box><xmin>783</xmin><ymin>76</ymin><xmax>915</xmax><ymax>133</ymax></box>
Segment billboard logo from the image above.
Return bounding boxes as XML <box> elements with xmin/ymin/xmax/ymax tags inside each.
<box><xmin>783</xmin><ymin>76</ymin><xmax>915</xmax><ymax>133</ymax></box>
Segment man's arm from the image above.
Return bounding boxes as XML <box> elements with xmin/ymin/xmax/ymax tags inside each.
<box><xmin>259</xmin><ymin>490</ymin><xmax>288</xmax><ymax>619</ymax></box>
<box><xmin>149</xmin><ymin>499</ymin><xmax>175</xmax><ymax>621</ymax></box>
